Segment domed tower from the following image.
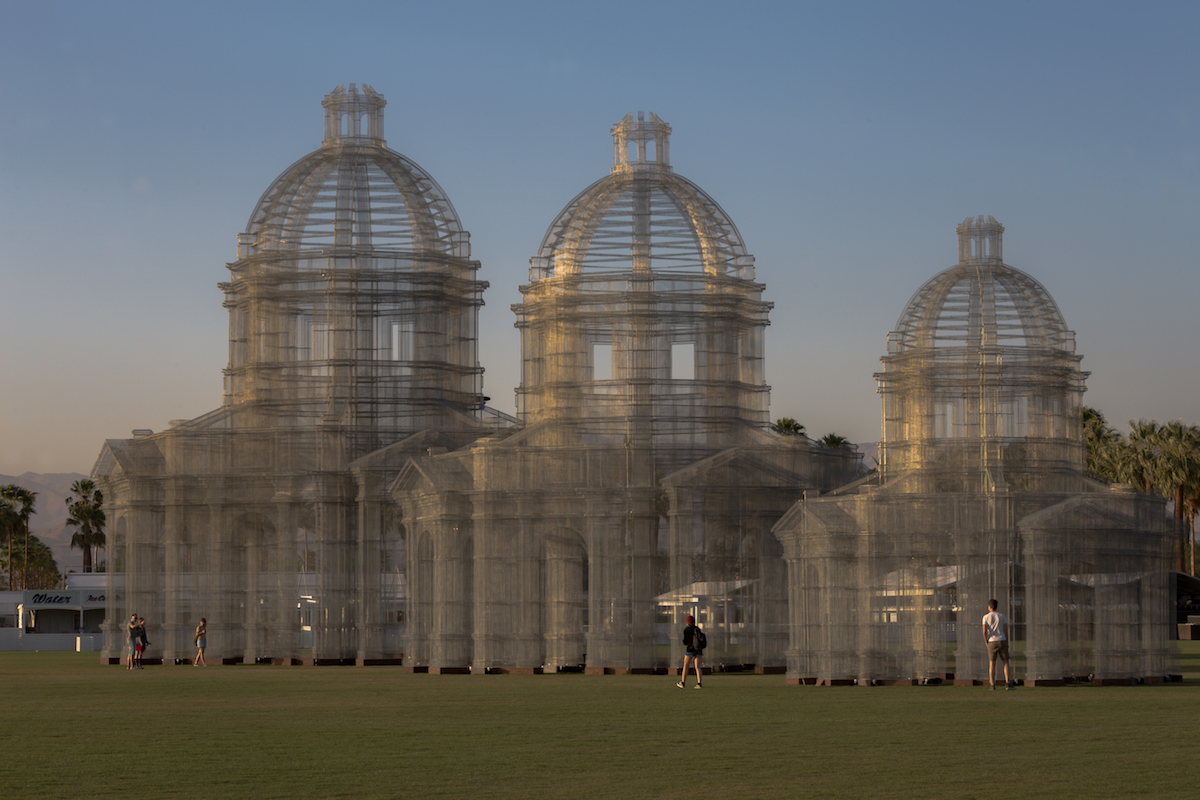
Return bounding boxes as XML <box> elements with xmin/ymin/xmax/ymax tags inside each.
<box><xmin>222</xmin><ymin>83</ymin><xmax>486</xmax><ymax>460</ymax></box>
<box><xmin>773</xmin><ymin>217</ymin><xmax>1170</xmax><ymax>688</ymax></box>
<box><xmin>876</xmin><ymin>216</ymin><xmax>1087</xmax><ymax>489</ymax></box>
<box><xmin>514</xmin><ymin>112</ymin><xmax>771</xmax><ymax>461</ymax></box>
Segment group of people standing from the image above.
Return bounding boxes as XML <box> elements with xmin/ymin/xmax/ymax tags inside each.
<box><xmin>125</xmin><ymin>615</ymin><xmax>207</xmax><ymax>669</ymax></box>
<box><xmin>118</xmin><ymin>603</ymin><xmax>1010</xmax><ymax>682</ymax></box>
<box><xmin>125</xmin><ymin>615</ymin><xmax>148</xmax><ymax>669</ymax></box>
<box><xmin>673</xmin><ymin>600</ymin><xmax>1016</xmax><ymax>690</ymax></box>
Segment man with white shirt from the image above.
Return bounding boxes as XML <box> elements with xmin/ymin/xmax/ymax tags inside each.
<box><xmin>982</xmin><ymin>599</ymin><xmax>1013</xmax><ymax>690</ymax></box>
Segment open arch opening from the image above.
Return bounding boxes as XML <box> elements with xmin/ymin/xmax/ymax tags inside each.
<box><xmin>542</xmin><ymin>531</ymin><xmax>588</xmax><ymax>670</ymax></box>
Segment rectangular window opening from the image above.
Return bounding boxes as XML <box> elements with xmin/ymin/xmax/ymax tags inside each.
<box><xmin>593</xmin><ymin>343</ymin><xmax>613</xmax><ymax>381</ymax></box>
<box><xmin>391</xmin><ymin>320</ymin><xmax>414</xmax><ymax>362</ymax></box>
<box><xmin>671</xmin><ymin>342</ymin><xmax>695</xmax><ymax>380</ymax></box>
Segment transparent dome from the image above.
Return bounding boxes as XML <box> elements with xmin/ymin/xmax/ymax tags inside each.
<box><xmin>877</xmin><ymin>216</ymin><xmax>1087</xmax><ymax>479</ymax></box>
<box><xmin>242</xmin><ymin>83</ymin><xmax>467</xmax><ymax>258</ymax></box>
<box><xmin>528</xmin><ymin>112</ymin><xmax>755</xmax><ymax>283</ymax></box>
<box><xmin>514</xmin><ymin>113</ymin><xmax>771</xmax><ymax>434</ymax></box>
<box><xmin>221</xmin><ymin>84</ymin><xmax>485</xmax><ymax>433</ymax></box>
<box><xmin>890</xmin><ymin>216</ymin><xmax>1073</xmax><ymax>354</ymax></box>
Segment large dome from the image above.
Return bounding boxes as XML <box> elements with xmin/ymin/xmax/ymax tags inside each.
<box><xmin>243</xmin><ymin>84</ymin><xmax>465</xmax><ymax>256</ymax></box>
<box><xmin>529</xmin><ymin>112</ymin><xmax>754</xmax><ymax>282</ymax></box>
<box><xmin>889</xmin><ymin>216</ymin><xmax>1073</xmax><ymax>354</ymax></box>
<box><xmin>876</xmin><ymin>216</ymin><xmax>1087</xmax><ymax>479</ymax></box>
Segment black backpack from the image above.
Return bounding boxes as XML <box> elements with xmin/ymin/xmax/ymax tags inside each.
<box><xmin>692</xmin><ymin>627</ymin><xmax>707</xmax><ymax>652</ymax></box>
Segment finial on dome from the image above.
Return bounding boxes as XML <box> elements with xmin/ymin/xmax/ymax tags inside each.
<box><xmin>322</xmin><ymin>83</ymin><xmax>386</xmax><ymax>146</ymax></box>
<box><xmin>611</xmin><ymin>111</ymin><xmax>671</xmax><ymax>173</ymax></box>
<box><xmin>956</xmin><ymin>215</ymin><xmax>1003</xmax><ymax>264</ymax></box>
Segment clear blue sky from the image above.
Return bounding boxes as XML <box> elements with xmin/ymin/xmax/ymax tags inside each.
<box><xmin>2</xmin><ymin>0</ymin><xmax>1198</xmax><ymax>475</ymax></box>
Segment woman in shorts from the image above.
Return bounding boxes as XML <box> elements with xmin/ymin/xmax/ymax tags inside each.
<box><xmin>193</xmin><ymin>618</ymin><xmax>207</xmax><ymax>667</ymax></box>
<box><xmin>126</xmin><ymin>614</ymin><xmax>138</xmax><ymax>670</ymax></box>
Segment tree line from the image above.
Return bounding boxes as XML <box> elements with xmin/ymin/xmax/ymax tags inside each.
<box><xmin>1083</xmin><ymin>408</ymin><xmax>1200</xmax><ymax>574</ymax></box>
<box><xmin>771</xmin><ymin>418</ymin><xmax>852</xmax><ymax>450</ymax></box>
<box><xmin>0</xmin><ymin>479</ymin><xmax>106</xmax><ymax>590</ymax></box>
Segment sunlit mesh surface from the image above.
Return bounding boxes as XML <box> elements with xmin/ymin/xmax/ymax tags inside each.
<box><xmin>395</xmin><ymin>112</ymin><xmax>862</xmax><ymax>673</ymax></box>
<box><xmin>94</xmin><ymin>85</ymin><xmax>491</xmax><ymax>665</ymax></box>
<box><xmin>773</xmin><ymin>217</ymin><xmax>1173</xmax><ymax>686</ymax></box>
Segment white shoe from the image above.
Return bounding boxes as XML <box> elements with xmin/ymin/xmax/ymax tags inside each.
<box><xmin>676</xmin><ymin>681</ymin><xmax>685</xmax><ymax>689</ymax></box>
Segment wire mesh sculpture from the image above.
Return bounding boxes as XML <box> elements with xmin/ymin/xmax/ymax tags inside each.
<box><xmin>91</xmin><ymin>94</ymin><xmax>1166</xmax><ymax>680</ymax></box>
<box><xmin>773</xmin><ymin>217</ymin><xmax>1173</xmax><ymax>686</ymax></box>
<box><xmin>393</xmin><ymin>112</ymin><xmax>861</xmax><ymax>673</ymax></box>
<box><xmin>93</xmin><ymin>85</ymin><xmax>491</xmax><ymax>664</ymax></box>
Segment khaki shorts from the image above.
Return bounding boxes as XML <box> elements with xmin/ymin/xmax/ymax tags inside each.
<box><xmin>987</xmin><ymin>639</ymin><xmax>1010</xmax><ymax>662</ymax></box>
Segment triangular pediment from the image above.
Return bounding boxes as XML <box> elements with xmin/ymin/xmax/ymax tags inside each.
<box><xmin>90</xmin><ymin>437</ymin><xmax>164</xmax><ymax>480</ymax></box>
<box><xmin>388</xmin><ymin>452</ymin><xmax>475</xmax><ymax>496</ymax></box>
<box><xmin>1018</xmin><ymin>493</ymin><xmax>1150</xmax><ymax>533</ymax></box>
<box><xmin>661</xmin><ymin>448</ymin><xmax>804</xmax><ymax>489</ymax></box>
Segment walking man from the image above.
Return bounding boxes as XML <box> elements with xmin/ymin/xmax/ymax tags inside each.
<box><xmin>982</xmin><ymin>599</ymin><xmax>1013</xmax><ymax>690</ymax></box>
<box><xmin>676</xmin><ymin>614</ymin><xmax>705</xmax><ymax>689</ymax></box>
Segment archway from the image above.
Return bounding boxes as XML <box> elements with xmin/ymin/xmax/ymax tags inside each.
<box><xmin>542</xmin><ymin>530</ymin><xmax>588</xmax><ymax>670</ymax></box>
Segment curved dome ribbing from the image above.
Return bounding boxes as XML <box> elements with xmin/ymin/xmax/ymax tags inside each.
<box><xmin>532</xmin><ymin>171</ymin><xmax>752</xmax><ymax>279</ymax></box>
<box><xmin>890</xmin><ymin>216</ymin><xmax>1071</xmax><ymax>354</ymax></box>
<box><xmin>529</xmin><ymin>112</ymin><xmax>755</xmax><ymax>283</ymax></box>
<box><xmin>246</xmin><ymin>150</ymin><xmax>464</xmax><ymax>254</ymax></box>
<box><xmin>244</xmin><ymin>84</ymin><xmax>464</xmax><ymax>256</ymax></box>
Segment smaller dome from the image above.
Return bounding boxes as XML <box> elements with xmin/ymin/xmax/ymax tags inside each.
<box><xmin>876</xmin><ymin>217</ymin><xmax>1088</xmax><ymax>480</ymax></box>
<box><xmin>889</xmin><ymin>216</ymin><xmax>1073</xmax><ymax>354</ymax></box>
<box><xmin>241</xmin><ymin>84</ymin><xmax>466</xmax><ymax>258</ymax></box>
<box><xmin>529</xmin><ymin>112</ymin><xmax>754</xmax><ymax>282</ymax></box>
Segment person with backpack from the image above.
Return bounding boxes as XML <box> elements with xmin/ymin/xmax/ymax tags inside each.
<box><xmin>133</xmin><ymin>617</ymin><xmax>149</xmax><ymax>669</ymax></box>
<box><xmin>676</xmin><ymin>614</ymin><xmax>706</xmax><ymax>689</ymax></box>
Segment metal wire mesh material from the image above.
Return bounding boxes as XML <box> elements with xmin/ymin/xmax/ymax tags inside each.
<box><xmin>91</xmin><ymin>99</ymin><xmax>860</xmax><ymax>668</ymax></box>
<box><xmin>773</xmin><ymin>217</ymin><xmax>1173</xmax><ymax>686</ymax></box>
<box><xmin>395</xmin><ymin>112</ymin><xmax>861</xmax><ymax>673</ymax></box>
<box><xmin>93</xmin><ymin>85</ymin><xmax>491</xmax><ymax>664</ymax></box>
<box><xmin>91</xmin><ymin>95</ymin><xmax>1169</xmax><ymax>678</ymax></box>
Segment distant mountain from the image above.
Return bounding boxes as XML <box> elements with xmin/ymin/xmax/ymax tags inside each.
<box><xmin>856</xmin><ymin>442</ymin><xmax>880</xmax><ymax>471</ymax></box>
<box><xmin>0</xmin><ymin>472</ymin><xmax>90</xmax><ymax>574</ymax></box>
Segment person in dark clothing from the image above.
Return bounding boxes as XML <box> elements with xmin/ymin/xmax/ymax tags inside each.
<box><xmin>134</xmin><ymin>617</ymin><xmax>148</xmax><ymax>669</ymax></box>
<box><xmin>676</xmin><ymin>614</ymin><xmax>704</xmax><ymax>689</ymax></box>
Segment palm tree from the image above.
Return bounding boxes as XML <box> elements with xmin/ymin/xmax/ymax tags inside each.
<box><xmin>1081</xmin><ymin>406</ymin><xmax>1126</xmax><ymax>479</ymax></box>
<box><xmin>1182</xmin><ymin>466</ymin><xmax>1200</xmax><ymax>575</ymax></box>
<box><xmin>1160</xmin><ymin>421</ymin><xmax>1200</xmax><ymax>573</ymax></box>
<box><xmin>819</xmin><ymin>433</ymin><xmax>851</xmax><ymax>450</ymax></box>
<box><xmin>772</xmin><ymin>418</ymin><xmax>806</xmax><ymax>437</ymax></box>
<box><xmin>0</xmin><ymin>498</ymin><xmax>18</xmax><ymax>590</ymax></box>
<box><xmin>66</xmin><ymin>479</ymin><xmax>106</xmax><ymax>573</ymax></box>
<box><xmin>1122</xmin><ymin>420</ymin><xmax>1156</xmax><ymax>492</ymax></box>
<box><xmin>0</xmin><ymin>485</ymin><xmax>37</xmax><ymax>590</ymax></box>
<box><xmin>1123</xmin><ymin>419</ymin><xmax>1200</xmax><ymax>571</ymax></box>
<box><xmin>2</xmin><ymin>532</ymin><xmax>62</xmax><ymax>590</ymax></box>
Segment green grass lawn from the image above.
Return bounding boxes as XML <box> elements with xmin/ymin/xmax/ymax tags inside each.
<box><xmin>2</xmin><ymin>645</ymin><xmax>1198</xmax><ymax>799</ymax></box>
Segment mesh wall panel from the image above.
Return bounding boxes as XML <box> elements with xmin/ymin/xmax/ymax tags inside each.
<box><xmin>396</xmin><ymin>113</ymin><xmax>861</xmax><ymax>674</ymax></box>
<box><xmin>94</xmin><ymin>85</ymin><xmax>490</xmax><ymax>664</ymax></box>
<box><xmin>774</xmin><ymin>217</ymin><xmax>1173</xmax><ymax>686</ymax></box>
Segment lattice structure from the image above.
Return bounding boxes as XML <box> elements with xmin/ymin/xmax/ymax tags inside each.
<box><xmin>395</xmin><ymin>113</ymin><xmax>861</xmax><ymax>674</ymax></box>
<box><xmin>773</xmin><ymin>217</ymin><xmax>1173</xmax><ymax>686</ymax></box>
<box><xmin>93</xmin><ymin>85</ymin><xmax>492</xmax><ymax>664</ymax></box>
